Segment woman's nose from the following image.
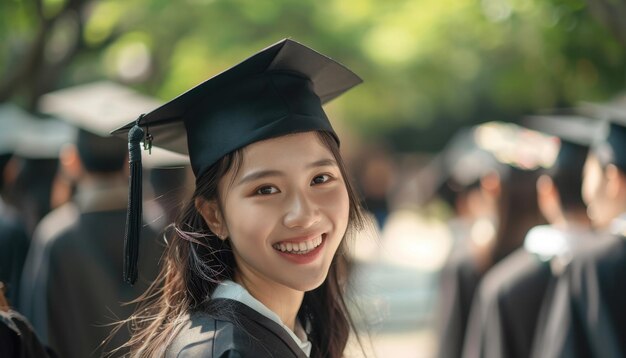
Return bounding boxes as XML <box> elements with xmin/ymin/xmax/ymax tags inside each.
<box><xmin>283</xmin><ymin>192</ymin><xmax>320</xmax><ymax>229</ymax></box>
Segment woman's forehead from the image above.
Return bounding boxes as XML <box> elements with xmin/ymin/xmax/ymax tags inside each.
<box><xmin>240</xmin><ymin>132</ymin><xmax>333</xmax><ymax>167</ymax></box>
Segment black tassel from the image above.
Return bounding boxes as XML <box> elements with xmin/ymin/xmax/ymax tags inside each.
<box><xmin>124</xmin><ymin>121</ymin><xmax>145</xmax><ymax>285</ymax></box>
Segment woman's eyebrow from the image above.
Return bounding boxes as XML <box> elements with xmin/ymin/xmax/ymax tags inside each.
<box><xmin>307</xmin><ymin>158</ymin><xmax>338</xmax><ymax>169</ymax></box>
<box><xmin>237</xmin><ymin>170</ymin><xmax>284</xmax><ymax>186</ymax></box>
<box><xmin>236</xmin><ymin>158</ymin><xmax>338</xmax><ymax>186</ymax></box>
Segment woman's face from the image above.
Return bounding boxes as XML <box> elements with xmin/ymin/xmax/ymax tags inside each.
<box><xmin>213</xmin><ymin>132</ymin><xmax>350</xmax><ymax>292</ymax></box>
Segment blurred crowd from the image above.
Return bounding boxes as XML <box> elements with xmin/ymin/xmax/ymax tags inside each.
<box><xmin>2</xmin><ymin>81</ymin><xmax>626</xmax><ymax>358</ymax></box>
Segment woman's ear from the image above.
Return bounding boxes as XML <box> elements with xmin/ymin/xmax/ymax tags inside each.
<box><xmin>195</xmin><ymin>197</ymin><xmax>229</xmax><ymax>240</ymax></box>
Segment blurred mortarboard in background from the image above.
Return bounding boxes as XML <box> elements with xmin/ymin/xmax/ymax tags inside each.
<box><xmin>39</xmin><ymin>81</ymin><xmax>161</xmax><ymax>137</ymax></box>
<box><xmin>14</xmin><ymin>117</ymin><xmax>75</xmax><ymax>160</ymax></box>
<box><xmin>473</xmin><ymin>121</ymin><xmax>559</xmax><ymax>172</ymax></box>
<box><xmin>414</xmin><ymin>121</ymin><xmax>558</xmax><ymax>206</ymax></box>
<box><xmin>0</xmin><ymin>104</ymin><xmax>34</xmax><ymax>156</ymax></box>
<box><xmin>412</xmin><ymin>126</ymin><xmax>500</xmax><ymax>207</ymax></box>
<box><xmin>37</xmin><ymin>81</ymin><xmax>189</xmax><ymax>169</ymax></box>
<box><xmin>522</xmin><ymin>114</ymin><xmax>601</xmax><ymax>173</ymax></box>
<box><xmin>443</xmin><ymin>128</ymin><xmax>500</xmax><ymax>188</ymax></box>
<box><xmin>580</xmin><ymin>99</ymin><xmax>626</xmax><ymax>172</ymax></box>
<box><xmin>110</xmin><ymin>38</ymin><xmax>362</xmax><ymax>284</ymax></box>
<box><xmin>0</xmin><ymin>103</ymin><xmax>74</xmax><ymax>159</ymax></box>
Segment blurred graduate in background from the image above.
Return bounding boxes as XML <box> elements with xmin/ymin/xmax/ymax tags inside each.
<box><xmin>18</xmin><ymin>81</ymin><xmax>178</xmax><ymax>358</ymax></box>
<box><xmin>462</xmin><ymin>114</ymin><xmax>600</xmax><ymax>358</ymax></box>
<box><xmin>0</xmin><ymin>104</ymin><xmax>74</xmax><ymax>309</ymax></box>
<box><xmin>0</xmin><ymin>105</ymin><xmax>33</xmax><ymax>310</ymax></box>
<box><xmin>533</xmin><ymin>102</ymin><xmax>626</xmax><ymax>358</ymax></box>
<box><xmin>435</xmin><ymin>122</ymin><xmax>550</xmax><ymax>358</ymax></box>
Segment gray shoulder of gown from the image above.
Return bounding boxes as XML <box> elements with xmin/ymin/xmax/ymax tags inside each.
<box><xmin>18</xmin><ymin>203</ymin><xmax>79</xmax><ymax>340</ymax></box>
<box><xmin>436</xmin><ymin>247</ymin><xmax>482</xmax><ymax>358</ymax></box>
<box><xmin>166</xmin><ymin>300</ymin><xmax>308</xmax><ymax>358</ymax></box>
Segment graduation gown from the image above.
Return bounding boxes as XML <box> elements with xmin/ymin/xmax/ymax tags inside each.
<box><xmin>532</xmin><ymin>232</ymin><xmax>626</xmax><ymax>358</ymax></box>
<box><xmin>166</xmin><ymin>299</ymin><xmax>309</xmax><ymax>358</ymax></box>
<box><xmin>19</xmin><ymin>181</ymin><xmax>163</xmax><ymax>358</ymax></box>
<box><xmin>462</xmin><ymin>248</ymin><xmax>552</xmax><ymax>358</ymax></box>
<box><xmin>0</xmin><ymin>199</ymin><xmax>29</xmax><ymax>305</ymax></box>
<box><xmin>462</xmin><ymin>225</ymin><xmax>594</xmax><ymax>358</ymax></box>
<box><xmin>0</xmin><ymin>309</ymin><xmax>54</xmax><ymax>358</ymax></box>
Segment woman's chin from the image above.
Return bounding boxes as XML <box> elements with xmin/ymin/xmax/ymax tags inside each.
<box><xmin>280</xmin><ymin>271</ymin><xmax>329</xmax><ymax>293</ymax></box>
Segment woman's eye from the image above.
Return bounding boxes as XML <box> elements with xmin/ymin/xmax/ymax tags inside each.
<box><xmin>256</xmin><ymin>186</ymin><xmax>279</xmax><ymax>195</ymax></box>
<box><xmin>311</xmin><ymin>174</ymin><xmax>331</xmax><ymax>185</ymax></box>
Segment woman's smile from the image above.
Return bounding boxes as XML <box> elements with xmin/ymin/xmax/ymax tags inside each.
<box><xmin>272</xmin><ymin>233</ymin><xmax>328</xmax><ymax>263</ymax></box>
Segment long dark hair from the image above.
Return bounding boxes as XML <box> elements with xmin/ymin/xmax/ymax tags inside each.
<box><xmin>117</xmin><ymin>131</ymin><xmax>366</xmax><ymax>357</ymax></box>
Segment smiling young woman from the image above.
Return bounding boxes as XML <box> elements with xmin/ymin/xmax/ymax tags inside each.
<box><xmin>111</xmin><ymin>39</ymin><xmax>366</xmax><ymax>357</ymax></box>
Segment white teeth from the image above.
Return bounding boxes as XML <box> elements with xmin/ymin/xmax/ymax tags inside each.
<box><xmin>273</xmin><ymin>235</ymin><xmax>324</xmax><ymax>254</ymax></box>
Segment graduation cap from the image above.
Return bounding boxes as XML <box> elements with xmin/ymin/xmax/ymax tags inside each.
<box><xmin>111</xmin><ymin>38</ymin><xmax>362</xmax><ymax>284</ymax></box>
<box><xmin>473</xmin><ymin>121</ymin><xmax>559</xmax><ymax>171</ymax></box>
<box><xmin>580</xmin><ymin>101</ymin><xmax>626</xmax><ymax>172</ymax></box>
<box><xmin>0</xmin><ymin>104</ymin><xmax>74</xmax><ymax>159</ymax></box>
<box><xmin>522</xmin><ymin>114</ymin><xmax>600</xmax><ymax>173</ymax></box>
<box><xmin>0</xmin><ymin>104</ymin><xmax>36</xmax><ymax>156</ymax></box>
<box><xmin>38</xmin><ymin>81</ymin><xmax>188</xmax><ymax>166</ymax></box>
<box><xmin>412</xmin><ymin>126</ymin><xmax>502</xmax><ymax>207</ymax></box>
<box><xmin>14</xmin><ymin>117</ymin><xmax>75</xmax><ymax>159</ymax></box>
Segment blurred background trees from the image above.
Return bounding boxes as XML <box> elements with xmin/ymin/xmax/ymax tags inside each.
<box><xmin>1</xmin><ymin>0</ymin><xmax>625</xmax><ymax>152</ymax></box>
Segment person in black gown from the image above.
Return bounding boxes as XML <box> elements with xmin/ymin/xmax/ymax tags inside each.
<box><xmin>19</xmin><ymin>83</ymin><xmax>165</xmax><ymax>358</ymax></box>
<box><xmin>532</xmin><ymin>105</ymin><xmax>626</xmax><ymax>358</ymax></box>
<box><xmin>436</xmin><ymin>123</ymin><xmax>547</xmax><ymax>358</ymax></box>
<box><xmin>462</xmin><ymin>115</ymin><xmax>598</xmax><ymax>358</ymax></box>
<box><xmin>0</xmin><ymin>106</ymin><xmax>74</xmax><ymax>309</ymax></box>
<box><xmin>0</xmin><ymin>113</ymin><xmax>29</xmax><ymax>308</ymax></box>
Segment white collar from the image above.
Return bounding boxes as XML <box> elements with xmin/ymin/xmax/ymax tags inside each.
<box><xmin>524</xmin><ymin>224</ymin><xmax>595</xmax><ymax>259</ymax></box>
<box><xmin>610</xmin><ymin>213</ymin><xmax>626</xmax><ymax>238</ymax></box>
<box><xmin>524</xmin><ymin>225</ymin><xmax>570</xmax><ymax>260</ymax></box>
<box><xmin>212</xmin><ymin>280</ymin><xmax>312</xmax><ymax>357</ymax></box>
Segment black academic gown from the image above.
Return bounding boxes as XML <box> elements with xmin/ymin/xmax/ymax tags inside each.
<box><xmin>0</xmin><ymin>200</ymin><xmax>30</xmax><ymax>305</ymax></box>
<box><xmin>0</xmin><ymin>309</ymin><xmax>54</xmax><ymax>358</ymax></box>
<box><xmin>531</xmin><ymin>233</ymin><xmax>626</xmax><ymax>358</ymax></box>
<box><xmin>461</xmin><ymin>248</ymin><xmax>552</xmax><ymax>358</ymax></box>
<box><xmin>462</xmin><ymin>225</ymin><xmax>595</xmax><ymax>358</ymax></box>
<box><xmin>167</xmin><ymin>299</ymin><xmax>309</xmax><ymax>358</ymax></box>
<box><xmin>19</xmin><ymin>182</ymin><xmax>163</xmax><ymax>358</ymax></box>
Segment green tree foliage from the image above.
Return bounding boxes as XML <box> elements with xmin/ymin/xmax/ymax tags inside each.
<box><xmin>1</xmin><ymin>0</ymin><xmax>624</xmax><ymax>151</ymax></box>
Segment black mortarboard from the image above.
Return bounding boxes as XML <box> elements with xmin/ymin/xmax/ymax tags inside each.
<box><xmin>111</xmin><ymin>38</ymin><xmax>362</xmax><ymax>284</ymax></box>
<box><xmin>580</xmin><ymin>101</ymin><xmax>626</xmax><ymax>172</ymax></box>
<box><xmin>522</xmin><ymin>114</ymin><xmax>600</xmax><ymax>173</ymax></box>
<box><xmin>112</xmin><ymin>38</ymin><xmax>361</xmax><ymax>177</ymax></box>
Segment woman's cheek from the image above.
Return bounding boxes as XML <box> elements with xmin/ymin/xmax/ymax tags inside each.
<box><xmin>320</xmin><ymin>185</ymin><xmax>350</xmax><ymax>226</ymax></box>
